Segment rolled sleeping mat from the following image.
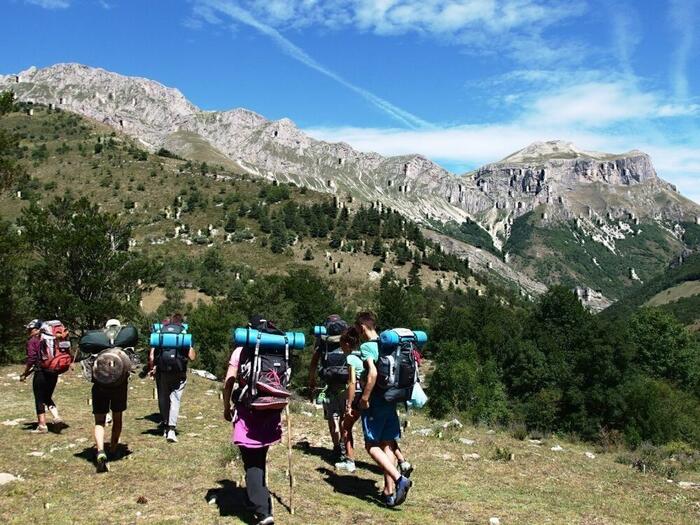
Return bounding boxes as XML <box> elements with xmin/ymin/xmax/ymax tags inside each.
<box><xmin>379</xmin><ymin>328</ymin><xmax>428</xmax><ymax>348</ymax></box>
<box><xmin>92</xmin><ymin>348</ymin><xmax>132</xmax><ymax>386</ymax></box>
<box><xmin>313</xmin><ymin>325</ymin><xmax>327</xmax><ymax>336</ymax></box>
<box><xmin>79</xmin><ymin>330</ymin><xmax>112</xmax><ymax>355</ymax></box>
<box><xmin>149</xmin><ymin>332</ymin><xmax>193</xmax><ymax>349</ymax></box>
<box><xmin>233</xmin><ymin>327</ymin><xmax>305</xmax><ymax>350</ymax></box>
<box><xmin>151</xmin><ymin>323</ymin><xmax>189</xmax><ymax>333</ymax></box>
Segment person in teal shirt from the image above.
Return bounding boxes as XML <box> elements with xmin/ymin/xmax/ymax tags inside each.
<box><xmin>335</xmin><ymin>327</ymin><xmax>363</xmax><ymax>472</ymax></box>
<box><xmin>356</xmin><ymin>312</ymin><xmax>413</xmax><ymax>507</ymax></box>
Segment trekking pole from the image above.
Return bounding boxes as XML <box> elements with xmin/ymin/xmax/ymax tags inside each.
<box><xmin>285</xmin><ymin>404</ymin><xmax>294</xmax><ymax>515</ymax></box>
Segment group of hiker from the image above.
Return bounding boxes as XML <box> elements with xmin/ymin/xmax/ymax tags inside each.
<box><xmin>20</xmin><ymin>311</ymin><xmax>427</xmax><ymax>525</ymax></box>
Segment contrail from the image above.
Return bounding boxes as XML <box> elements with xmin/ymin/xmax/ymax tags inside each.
<box><xmin>668</xmin><ymin>0</ymin><xmax>697</xmax><ymax>100</ymax></box>
<box><xmin>199</xmin><ymin>0</ymin><xmax>433</xmax><ymax>130</ymax></box>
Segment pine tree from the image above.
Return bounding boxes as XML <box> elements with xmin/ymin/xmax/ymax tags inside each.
<box><xmin>223</xmin><ymin>213</ymin><xmax>237</xmax><ymax>233</ymax></box>
<box><xmin>408</xmin><ymin>261</ymin><xmax>422</xmax><ymax>289</ymax></box>
<box><xmin>371</xmin><ymin>237</ymin><xmax>383</xmax><ymax>256</ymax></box>
<box><xmin>303</xmin><ymin>248</ymin><xmax>314</xmax><ymax>261</ymax></box>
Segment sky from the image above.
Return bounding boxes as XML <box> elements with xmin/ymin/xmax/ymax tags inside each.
<box><xmin>2</xmin><ymin>0</ymin><xmax>699</xmax><ymax>202</ymax></box>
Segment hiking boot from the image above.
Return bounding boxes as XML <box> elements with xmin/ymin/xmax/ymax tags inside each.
<box><xmin>255</xmin><ymin>515</ymin><xmax>274</xmax><ymax>525</ymax></box>
<box><xmin>393</xmin><ymin>476</ymin><xmax>412</xmax><ymax>506</ymax></box>
<box><xmin>30</xmin><ymin>424</ymin><xmax>48</xmax><ymax>434</ymax></box>
<box><xmin>96</xmin><ymin>451</ymin><xmax>109</xmax><ymax>473</ymax></box>
<box><xmin>399</xmin><ymin>461</ymin><xmax>414</xmax><ymax>478</ymax></box>
<box><xmin>249</xmin><ymin>396</ymin><xmax>288</xmax><ymax>411</ymax></box>
<box><xmin>335</xmin><ymin>459</ymin><xmax>357</xmax><ymax>473</ymax></box>
<box><xmin>166</xmin><ymin>429</ymin><xmax>178</xmax><ymax>443</ymax></box>
<box><xmin>256</xmin><ymin>370</ymin><xmax>291</xmax><ymax>398</ymax></box>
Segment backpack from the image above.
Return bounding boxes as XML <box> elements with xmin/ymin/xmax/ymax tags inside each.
<box><xmin>151</xmin><ymin>321</ymin><xmax>191</xmax><ymax>373</ymax></box>
<box><xmin>39</xmin><ymin>320</ymin><xmax>73</xmax><ymax>374</ymax></box>
<box><xmin>375</xmin><ymin>328</ymin><xmax>426</xmax><ymax>403</ymax></box>
<box><xmin>316</xmin><ymin>316</ymin><xmax>349</xmax><ymax>386</ymax></box>
<box><xmin>232</xmin><ymin>320</ymin><xmax>294</xmax><ymax>412</ymax></box>
<box><xmin>79</xmin><ymin>324</ymin><xmax>139</xmax><ymax>355</ymax></box>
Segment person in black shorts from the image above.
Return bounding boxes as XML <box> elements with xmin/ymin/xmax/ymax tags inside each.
<box><xmin>91</xmin><ymin>320</ymin><xmax>132</xmax><ymax>473</ymax></box>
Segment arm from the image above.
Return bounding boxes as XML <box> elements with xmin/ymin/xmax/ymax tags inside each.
<box><xmin>20</xmin><ymin>339</ymin><xmax>39</xmax><ymax>381</ymax></box>
<box><xmin>346</xmin><ymin>365</ymin><xmax>356</xmax><ymax>412</ymax></box>
<box><xmin>308</xmin><ymin>349</ymin><xmax>320</xmax><ymax>398</ymax></box>
<box><xmin>188</xmin><ymin>346</ymin><xmax>196</xmax><ymax>361</ymax></box>
<box><xmin>223</xmin><ymin>363</ymin><xmax>237</xmax><ymax>422</ymax></box>
<box><xmin>360</xmin><ymin>359</ymin><xmax>377</xmax><ymax>409</ymax></box>
<box><xmin>148</xmin><ymin>348</ymin><xmax>156</xmax><ymax>376</ymax></box>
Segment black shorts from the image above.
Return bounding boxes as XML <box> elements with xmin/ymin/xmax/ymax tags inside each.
<box><xmin>92</xmin><ymin>381</ymin><xmax>128</xmax><ymax>415</ymax></box>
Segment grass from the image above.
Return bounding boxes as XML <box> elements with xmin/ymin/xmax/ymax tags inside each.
<box><xmin>646</xmin><ymin>281</ymin><xmax>700</xmax><ymax>306</ymax></box>
<box><xmin>1</xmin><ymin>363</ymin><xmax>700</xmax><ymax>524</ymax></box>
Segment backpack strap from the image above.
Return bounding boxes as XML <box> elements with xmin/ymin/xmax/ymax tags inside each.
<box><xmin>249</xmin><ymin>331</ymin><xmax>263</xmax><ymax>398</ymax></box>
<box><xmin>284</xmin><ymin>334</ymin><xmax>290</xmax><ymax>385</ymax></box>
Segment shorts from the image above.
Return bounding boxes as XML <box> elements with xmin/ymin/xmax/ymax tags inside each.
<box><xmin>92</xmin><ymin>381</ymin><xmax>128</xmax><ymax>415</ymax></box>
<box><xmin>322</xmin><ymin>389</ymin><xmax>346</xmax><ymax>421</ymax></box>
<box><xmin>361</xmin><ymin>396</ymin><xmax>401</xmax><ymax>444</ymax></box>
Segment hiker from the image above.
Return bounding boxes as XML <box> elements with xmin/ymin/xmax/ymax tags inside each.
<box><xmin>224</xmin><ymin>315</ymin><xmax>295</xmax><ymax>525</ymax></box>
<box><xmin>308</xmin><ymin>314</ymin><xmax>349</xmax><ymax>464</ymax></box>
<box><xmin>88</xmin><ymin>319</ymin><xmax>138</xmax><ymax>473</ymax></box>
<box><xmin>148</xmin><ymin>313</ymin><xmax>196</xmax><ymax>443</ymax></box>
<box><xmin>334</xmin><ymin>326</ymin><xmax>364</xmax><ymax>473</ymax></box>
<box><xmin>355</xmin><ymin>311</ymin><xmax>413</xmax><ymax>507</ymax></box>
<box><xmin>19</xmin><ymin>319</ymin><xmax>65</xmax><ymax>433</ymax></box>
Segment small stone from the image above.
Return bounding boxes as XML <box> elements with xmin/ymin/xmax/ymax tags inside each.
<box><xmin>550</xmin><ymin>445</ymin><xmax>564</xmax><ymax>452</ymax></box>
<box><xmin>442</xmin><ymin>418</ymin><xmax>463</xmax><ymax>429</ymax></box>
<box><xmin>412</xmin><ymin>428</ymin><xmax>432</xmax><ymax>436</ymax></box>
<box><xmin>489</xmin><ymin>517</ymin><xmax>500</xmax><ymax>525</ymax></box>
<box><xmin>75</xmin><ymin>438</ymin><xmax>88</xmax><ymax>443</ymax></box>
<box><xmin>2</xmin><ymin>419</ymin><xmax>23</xmax><ymax>426</ymax></box>
<box><xmin>459</xmin><ymin>438</ymin><xmax>476</xmax><ymax>445</ymax></box>
<box><xmin>301</xmin><ymin>411</ymin><xmax>313</xmax><ymax>417</ymax></box>
<box><xmin>44</xmin><ymin>503</ymin><xmax>51</xmax><ymax>510</ymax></box>
<box><xmin>137</xmin><ymin>495</ymin><xmax>148</xmax><ymax>504</ymax></box>
<box><xmin>186</xmin><ymin>433</ymin><xmax>200</xmax><ymax>437</ymax></box>
<box><xmin>195</xmin><ymin>416</ymin><xmax>204</xmax><ymax>420</ymax></box>
<box><xmin>584</xmin><ymin>452</ymin><xmax>596</xmax><ymax>459</ymax></box>
<box><xmin>208</xmin><ymin>496</ymin><xmax>217</xmax><ymax>505</ymax></box>
<box><xmin>136</xmin><ymin>511</ymin><xmax>142</xmax><ymax>517</ymax></box>
<box><xmin>528</xmin><ymin>439</ymin><xmax>542</xmax><ymax>445</ymax></box>
<box><xmin>0</xmin><ymin>473</ymin><xmax>21</xmax><ymax>486</ymax></box>
<box><xmin>463</xmin><ymin>453</ymin><xmax>481</xmax><ymax>460</ymax></box>
<box><xmin>486</xmin><ymin>430</ymin><xmax>496</xmax><ymax>435</ymax></box>
<box><xmin>678</xmin><ymin>481</ymin><xmax>700</xmax><ymax>489</ymax></box>
<box><xmin>27</xmin><ymin>451</ymin><xmax>45</xmax><ymax>457</ymax></box>
<box><xmin>179</xmin><ymin>415</ymin><xmax>187</xmax><ymax>419</ymax></box>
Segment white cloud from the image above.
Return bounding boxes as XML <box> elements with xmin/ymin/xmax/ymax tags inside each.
<box><xmin>197</xmin><ymin>0</ymin><xmax>433</xmax><ymax>129</ymax></box>
<box><xmin>24</xmin><ymin>0</ymin><xmax>70</xmax><ymax>8</ymax></box>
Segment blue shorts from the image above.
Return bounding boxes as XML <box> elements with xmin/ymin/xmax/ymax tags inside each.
<box><xmin>361</xmin><ymin>396</ymin><xmax>400</xmax><ymax>444</ymax></box>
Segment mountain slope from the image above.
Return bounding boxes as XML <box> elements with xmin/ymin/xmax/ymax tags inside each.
<box><xmin>3</xmin><ymin>64</ymin><xmax>699</xmax><ymax>302</ymax></box>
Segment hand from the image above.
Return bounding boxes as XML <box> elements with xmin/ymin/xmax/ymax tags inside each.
<box><xmin>148</xmin><ymin>367</ymin><xmax>156</xmax><ymax>378</ymax></box>
<box><xmin>224</xmin><ymin>408</ymin><xmax>232</xmax><ymax>422</ymax></box>
<box><xmin>19</xmin><ymin>374</ymin><xmax>26</xmax><ymax>383</ymax></box>
<box><xmin>359</xmin><ymin>397</ymin><xmax>369</xmax><ymax>410</ymax></box>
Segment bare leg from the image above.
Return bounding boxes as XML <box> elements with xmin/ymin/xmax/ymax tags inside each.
<box><xmin>393</xmin><ymin>442</ymin><xmax>405</xmax><ymax>464</ymax></box>
<box><xmin>94</xmin><ymin>414</ymin><xmax>106</xmax><ymax>451</ymax></box>
<box><xmin>366</xmin><ymin>442</ymin><xmax>400</xmax><ymax>495</ymax></box>
<box><xmin>109</xmin><ymin>411</ymin><xmax>123</xmax><ymax>453</ymax></box>
<box><xmin>37</xmin><ymin>412</ymin><xmax>47</xmax><ymax>428</ymax></box>
<box><xmin>342</xmin><ymin>412</ymin><xmax>360</xmax><ymax>461</ymax></box>
<box><xmin>327</xmin><ymin>418</ymin><xmax>340</xmax><ymax>448</ymax></box>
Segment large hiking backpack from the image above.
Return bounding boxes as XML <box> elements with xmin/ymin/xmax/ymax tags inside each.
<box><xmin>375</xmin><ymin>328</ymin><xmax>427</xmax><ymax>403</ymax></box>
<box><xmin>150</xmin><ymin>321</ymin><xmax>192</xmax><ymax>373</ymax></box>
<box><xmin>231</xmin><ymin>321</ymin><xmax>305</xmax><ymax>411</ymax></box>
<box><xmin>314</xmin><ymin>315</ymin><xmax>349</xmax><ymax>386</ymax></box>
<box><xmin>39</xmin><ymin>320</ymin><xmax>72</xmax><ymax>374</ymax></box>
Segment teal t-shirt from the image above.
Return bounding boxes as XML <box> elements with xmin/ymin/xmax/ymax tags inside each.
<box><xmin>359</xmin><ymin>341</ymin><xmax>379</xmax><ymax>363</ymax></box>
<box><xmin>346</xmin><ymin>351</ymin><xmax>363</xmax><ymax>382</ymax></box>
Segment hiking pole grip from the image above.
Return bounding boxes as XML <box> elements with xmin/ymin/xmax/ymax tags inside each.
<box><xmin>285</xmin><ymin>404</ymin><xmax>294</xmax><ymax>515</ymax></box>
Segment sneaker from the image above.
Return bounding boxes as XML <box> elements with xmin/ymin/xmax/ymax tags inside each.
<box><xmin>384</xmin><ymin>493</ymin><xmax>397</xmax><ymax>507</ymax></box>
<box><xmin>166</xmin><ymin>429</ymin><xmax>178</xmax><ymax>443</ymax></box>
<box><xmin>96</xmin><ymin>451</ymin><xmax>109</xmax><ymax>473</ymax></box>
<box><xmin>256</xmin><ymin>370</ymin><xmax>291</xmax><ymax>398</ymax></box>
<box><xmin>30</xmin><ymin>424</ymin><xmax>48</xmax><ymax>434</ymax></box>
<box><xmin>399</xmin><ymin>461</ymin><xmax>414</xmax><ymax>478</ymax></box>
<box><xmin>393</xmin><ymin>476</ymin><xmax>412</xmax><ymax>506</ymax></box>
<box><xmin>255</xmin><ymin>515</ymin><xmax>274</xmax><ymax>525</ymax></box>
<box><xmin>334</xmin><ymin>459</ymin><xmax>357</xmax><ymax>473</ymax></box>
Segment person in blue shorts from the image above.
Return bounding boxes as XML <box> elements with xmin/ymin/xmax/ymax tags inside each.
<box><xmin>355</xmin><ymin>311</ymin><xmax>412</xmax><ymax>507</ymax></box>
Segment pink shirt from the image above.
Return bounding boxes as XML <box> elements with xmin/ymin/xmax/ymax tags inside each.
<box><xmin>227</xmin><ymin>347</ymin><xmax>282</xmax><ymax>448</ymax></box>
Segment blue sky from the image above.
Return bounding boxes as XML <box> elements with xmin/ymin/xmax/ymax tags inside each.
<box><xmin>2</xmin><ymin>0</ymin><xmax>699</xmax><ymax>202</ymax></box>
